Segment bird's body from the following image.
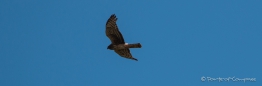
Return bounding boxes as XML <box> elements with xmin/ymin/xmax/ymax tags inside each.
<box><xmin>108</xmin><ymin>43</ymin><xmax>142</xmax><ymax>50</ymax></box>
<box><xmin>105</xmin><ymin>14</ymin><xmax>142</xmax><ymax>61</ymax></box>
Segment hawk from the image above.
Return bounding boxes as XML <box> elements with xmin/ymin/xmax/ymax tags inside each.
<box><xmin>106</xmin><ymin>14</ymin><xmax>142</xmax><ymax>61</ymax></box>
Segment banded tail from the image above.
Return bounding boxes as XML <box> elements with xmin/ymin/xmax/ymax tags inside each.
<box><xmin>126</xmin><ymin>43</ymin><xmax>142</xmax><ymax>48</ymax></box>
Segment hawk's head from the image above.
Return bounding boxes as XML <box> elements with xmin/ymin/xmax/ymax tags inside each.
<box><xmin>107</xmin><ymin>44</ymin><xmax>114</xmax><ymax>50</ymax></box>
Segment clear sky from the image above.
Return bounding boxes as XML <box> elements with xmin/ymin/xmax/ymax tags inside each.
<box><xmin>0</xmin><ymin>0</ymin><xmax>261</xmax><ymax>86</ymax></box>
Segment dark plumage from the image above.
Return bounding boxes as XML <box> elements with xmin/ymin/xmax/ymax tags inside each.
<box><xmin>105</xmin><ymin>14</ymin><xmax>142</xmax><ymax>61</ymax></box>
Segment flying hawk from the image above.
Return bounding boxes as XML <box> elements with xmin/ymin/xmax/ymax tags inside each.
<box><xmin>106</xmin><ymin>14</ymin><xmax>142</xmax><ymax>61</ymax></box>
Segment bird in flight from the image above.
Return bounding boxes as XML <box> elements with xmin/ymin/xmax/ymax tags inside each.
<box><xmin>105</xmin><ymin>14</ymin><xmax>142</xmax><ymax>61</ymax></box>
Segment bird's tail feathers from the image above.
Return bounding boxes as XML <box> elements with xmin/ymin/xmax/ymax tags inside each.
<box><xmin>127</xmin><ymin>43</ymin><xmax>142</xmax><ymax>48</ymax></box>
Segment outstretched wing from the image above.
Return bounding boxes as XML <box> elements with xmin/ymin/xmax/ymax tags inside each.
<box><xmin>106</xmin><ymin>14</ymin><xmax>125</xmax><ymax>44</ymax></box>
<box><xmin>114</xmin><ymin>49</ymin><xmax>138</xmax><ymax>61</ymax></box>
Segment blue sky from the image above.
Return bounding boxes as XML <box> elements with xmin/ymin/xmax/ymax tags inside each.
<box><xmin>0</xmin><ymin>0</ymin><xmax>261</xmax><ymax>86</ymax></box>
